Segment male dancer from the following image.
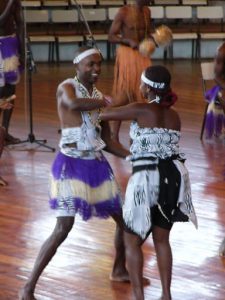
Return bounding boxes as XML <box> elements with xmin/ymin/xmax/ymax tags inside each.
<box><xmin>0</xmin><ymin>0</ymin><xmax>25</xmax><ymax>144</ymax></box>
<box><xmin>108</xmin><ymin>0</ymin><xmax>152</xmax><ymax>142</ymax></box>
<box><xmin>19</xmin><ymin>46</ymin><xmax>130</xmax><ymax>300</ymax></box>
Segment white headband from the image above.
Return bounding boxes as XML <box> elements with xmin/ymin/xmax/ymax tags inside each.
<box><xmin>141</xmin><ymin>72</ymin><xmax>166</xmax><ymax>89</ymax></box>
<box><xmin>73</xmin><ymin>48</ymin><xmax>100</xmax><ymax>64</ymax></box>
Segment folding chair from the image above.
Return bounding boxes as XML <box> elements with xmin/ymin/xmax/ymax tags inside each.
<box><xmin>21</xmin><ymin>1</ymin><xmax>42</xmax><ymax>8</ymax></box>
<box><xmin>98</xmin><ymin>0</ymin><xmax>124</xmax><ymax>6</ymax></box>
<box><xmin>197</xmin><ymin>6</ymin><xmax>225</xmax><ymax>58</ymax></box>
<box><xmin>165</xmin><ymin>6</ymin><xmax>199</xmax><ymax>59</ymax></box>
<box><xmin>200</xmin><ymin>61</ymin><xmax>214</xmax><ymax>140</ymax></box>
<box><xmin>107</xmin><ymin>7</ymin><xmax>120</xmax><ymax>59</ymax></box>
<box><xmin>75</xmin><ymin>0</ymin><xmax>97</xmax><ymax>6</ymax></box>
<box><xmin>154</xmin><ymin>0</ymin><xmax>180</xmax><ymax>5</ymax></box>
<box><xmin>42</xmin><ymin>1</ymin><xmax>69</xmax><ymax>8</ymax></box>
<box><xmin>82</xmin><ymin>8</ymin><xmax>110</xmax><ymax>59</ymax></box>
<box><xmin>181</xmin><ymin>0</ymin><xmax>208</xmax><ymax>5</ymax></box>
<box><xmin>149</xmin><ymin>6</ymin><xmax>164</xmax><ymax>28</ymax></box>
<box><xmin>25</xmin><ymin>10</ymin><xmax>56</xmax><ymax>62</ymax></box>
<box><xmin>51</xmin><ymin>9</ymin><xmax>84</xmax><ymax>63</ymax></box>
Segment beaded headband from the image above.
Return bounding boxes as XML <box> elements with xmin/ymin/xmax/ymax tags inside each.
<box><xmin>73</xmin><ymin>48</ymin><xmax>100</xmax><ymax>64</ymax></box>
<box><xmin>141</xmin><ymin>72</ymin><xmax>166</xmax><ymax>90</ymax></box>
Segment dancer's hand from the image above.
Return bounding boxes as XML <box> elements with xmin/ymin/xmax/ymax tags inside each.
<box><xmin>0</xmin><ymin>95</ymin><xmax>15</xmax><ymax>110</ymax></box>
<box><xmin>128</xmin><ymin>39</ymin><xmax>138</xmax><ymax>49</ymax></box>
<box><xmin>103</xmin><ymin>95</ymin><xmax>113</xmax><ymax>106</ymax></box>
<box><xmin>0</xmin><ymin>101</ymin><xmax>13</xmax><ymax>110</ymax></box>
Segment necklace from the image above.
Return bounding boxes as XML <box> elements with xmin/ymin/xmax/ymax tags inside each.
<box><xmin>74</xmin><ymin>77</ymin><xmax>102</xmax><ymax>127</ymax></box>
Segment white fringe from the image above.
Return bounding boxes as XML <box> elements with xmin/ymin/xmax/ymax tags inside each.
<box><xmin>3</xmin><ymin>55</ymin><xmax>20</xmax><ymax>72</ymax></box>
<box><xmin>50</xmin><ymin>176</ymin><xmax>120</xmax><ymax>205</ymax></box>
<box><xmin>123</xmin><ymin>168</ymin><xmax>160</xmax><ymax>239</ymax></box>
<box><xmin>173</xmin><ymin>160</ymin><xmax>198</xmax><ymax>229</ymax></box>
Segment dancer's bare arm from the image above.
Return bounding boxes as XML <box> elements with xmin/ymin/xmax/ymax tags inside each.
<box><xmin>101</xmin><ymin>121</ymin><xmax>129</xmax><ymax>158</ymax></box>
<box><xmin>100</xmin><ymin>103</ymin><xmax>140</xmax><ymax>121</ymax></box>
<box><xmin>0</xmin><ymin>0</ymin><xmax>14</xmax><ymax>25</ymax></box>
<box><xmin>108</xmin><ymin>7</ymin><xmax>138</xmax><ymax>49</ymax></box>
<box><xmin>58</xmin><ymin>83</ymin><xmax>107</xmax><ymax>111</ymax></box>
<box><xmin>101</xmin><ymin>102</ymin><xmax>181</xmax><ymax>131</ymax></box>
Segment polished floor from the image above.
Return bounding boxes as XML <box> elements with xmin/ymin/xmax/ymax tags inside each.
<box><xmin>0</xmin><ymin>60</ymin><xmax>224</xmax><ymax>300</ymax></box>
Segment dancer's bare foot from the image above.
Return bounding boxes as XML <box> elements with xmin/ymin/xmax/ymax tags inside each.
<box><xmin>110</xmin><ymin>273</ymin><xmax>150</xmax><ymax>285</ymax></box>
<box><xmin>158</xmin><ymin>294</ymin><xmax>172</xmax><ymax>300</ymax></box>
<box><xmin>109</xmin><ymin>272</ymin><xmax>130</xmax><ymax>283</ymax></box>
<box><xmin>0</xmin><ymin>176</ymin><xmax>8</xmax><ymax>186</ymax></box>
<box><xmin>219</xmin><ymin>238</ymin><xmax>225</xmax><ymax>257</ymax></box>
<box><xmin>5</xmin><ymin>133</ymin><xmax>20</xmax><ymax>145</ymax></box>
<box><xmin>19</xmin><ymin>287</ymin><xmax>37</xmax><ymax>300</ymax></box>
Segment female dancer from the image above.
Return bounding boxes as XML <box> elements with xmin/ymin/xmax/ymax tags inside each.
<box><xmin>101</xmin><ymin>65</ymin><xmax>197</xmax><ymax>300</ymax></box>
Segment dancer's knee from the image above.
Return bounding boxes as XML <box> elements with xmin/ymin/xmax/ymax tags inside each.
<box><xmin>52</xmin><ymin>217</ymin><xmax>74</xmax><ymax>243</ymax></box>
<box><xmin>152</xmin><ymin>226</ymin><xmax>170</xmax><ymax>245</ymax></box>
<box><xmin>0</xmin><ymin>126</ymin><xmax>6</xmax><ymax>137</ymax></box>
<box><xmin>124</xmin><ymin>232</ymin><xmax>143</xmax><ymax>250</ymax></box>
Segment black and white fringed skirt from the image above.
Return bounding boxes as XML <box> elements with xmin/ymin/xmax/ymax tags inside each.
<box><xmin>123</xmin><ymin>156</ymin><xmax>198</xmax><ymax>240</ymax></box>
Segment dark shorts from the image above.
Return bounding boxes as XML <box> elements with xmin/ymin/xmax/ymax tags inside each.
<box><xmin>123</xmin><ymin>205</ymin><xmax>173</xmax><ymax>238</ymax></box>
<box><xmin>151</xmin><ymin>205</ymin><xmax>173</xmax><ymax>231</ymax></box>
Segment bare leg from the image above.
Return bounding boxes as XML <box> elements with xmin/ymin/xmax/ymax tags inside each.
<box><xmin>124</xmin><ymin>231</ymin><xmax>144</xmax><ymax>300</ymax></box>
<box><xmin>110</xmin><ymin>224</ymin><xmax>129</xmax><ymax>282</ymax></box>
<box><xmin>110</xmin><ymin>92</ymin><xmax>129</xmax><ymax>143</ymax></box>
<box><xmin>111</xmin><ymin>120</ymin><xmax>122</xmax><ymax>143</ymax></box>
<box><xmin>0</xmin><ymin>126</ymin><xmax>7</xmax><ymax>186</ymax></box>
<box><xmin>1</xmin><ymin>84</ymin><xmax>20</xmax><ymax>144</ymax></box>
<box><xmin>110</xmin><ymin>213</ymin><xmax>129</xmax><ymax>281</ymax></box>
<box><xmin>0</xmin><ymin>126</ymin><xmax>5</xmax><ymax>157</ymax></box>
<box><xmin>19</xmin><ymin>217</ymin><xmax>74</xmax><ymax>300</ymax></box>
<box><xmin>152</xmin><ymin>226</ymin><xmax>172</xmax><ymax>300</ymax></box>
<box><xmin>219</xmin><ymin>238</ymin><xmax>225</xmax><ymax>257</ymax></box>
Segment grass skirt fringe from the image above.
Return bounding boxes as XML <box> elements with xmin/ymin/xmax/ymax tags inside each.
<box><xmin>49</xmin><ymin>152</ymin><xmax>122</xmax><ymax>220</ymax></box>
<box><xmin>205</xmin><ymin>86</ymin><xmax>225</xmax><ymax>139</ymax></box>
<box><xmin>112</xmin><ymin>45</ymin><xmax>151</xmax><ymax>104</ymax></box>
<box><xmin>0</xmin><ymin>35</ymin><xmax>22</xmax><ymax>85</ymax></box>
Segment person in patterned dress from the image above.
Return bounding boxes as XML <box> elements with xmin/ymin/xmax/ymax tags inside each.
<box><xmin>100</xmin><ymin>65</ymin><xmax>197</xmax><ymax>300</ymax></box>
<box><xmin>19</xmin><ymin>46</ymin><xmax>130</xmax><ymax>300</ymax></box>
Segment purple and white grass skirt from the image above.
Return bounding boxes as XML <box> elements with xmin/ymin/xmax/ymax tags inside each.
<box><xmin>205</xmin><ymin>86</ymin><xmax>225</xmax><ymax>139</ymax></box>
<box><xmin>0</xmin><ymin>35</ymin><xmax>22</xmax><ymax>86</ymax></box>
<box><xmin>49</xmin><ymin>152</ymin><xmax>122</xmax><ymax>220</ymax></box>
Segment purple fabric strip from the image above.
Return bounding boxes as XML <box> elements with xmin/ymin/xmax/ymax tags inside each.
<box><xmin>51</xmin><ymin>151</ymin><xmax>115</xmax><ymax>187</ymax></box>
<box><xmin>205</xmin><ymin>85</ymin><xmax>220</xmax><ymax>103</ymax></box>
<box><xmin>49</xmin><ymin>195</ymin><xmax>121</xmax><ymax>221</ymax></box>
<box><xmin>0</xmin><ymin>35</ymin><xmax>20</xmax><ymax>59</ymax></box>
<box><xmin>205</xmin><ymin>85</ymin><xmax>225</xmax><ymax>138</ymax></box>
<box><xmin>4</xmin><ymin>70</ymin><xmax>19</xmax><ymax>84</ymax></box>
<box><xmin>205</xmin><ymin>111</ymin><xmax>215</xmax><ymax>139</ymax></box>
<box><xmin>205</xmin><ymin>111</ymin><xmax>225</xmax><ymax>138</ymax></box>
<box><xmin>215</xmin><ymin>114</ymin><xmax>224</xmax><ymax>136</ymax></box>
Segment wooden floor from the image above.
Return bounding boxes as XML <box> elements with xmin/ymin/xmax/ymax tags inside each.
<box><xmin>0</xmin><ymin>60</ymin><xmax>224</xmax><ymax>300</ymax></box>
